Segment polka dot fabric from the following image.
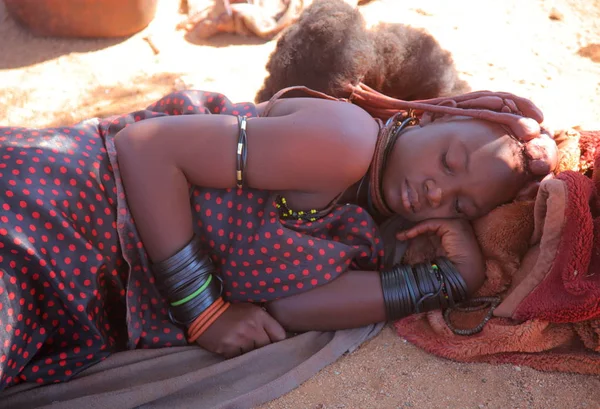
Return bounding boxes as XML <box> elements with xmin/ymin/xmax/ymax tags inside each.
<box><xmin>191</xmin><ymin>191</ymin><xmax>384</xmax><ymax>302</ymax></box>
<box><xmin>0</xmin><ymin>120</ymin><xmax>126</xmax><ymax>389</ymax></box>
<box><xmin>0</xmin><ymin>90</ymin><xmax>384</xmax><ymax>391</ymax></box>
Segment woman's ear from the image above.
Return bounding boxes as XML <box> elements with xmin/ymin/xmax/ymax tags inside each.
<box><xmin>420</xmin><ymin>99</ymin><xmax>458</xmax><ymax>125</ymax></box>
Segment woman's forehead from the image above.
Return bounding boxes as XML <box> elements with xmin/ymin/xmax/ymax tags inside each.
<box><xmin>440</xmin><ymin>121</ymin><xmax>517</xmax><ymax>159</ymax></box>
<box><xmin>444</xmin><ymin>118</ymin><xmax>507</xmax><ymax>140</ymax></box>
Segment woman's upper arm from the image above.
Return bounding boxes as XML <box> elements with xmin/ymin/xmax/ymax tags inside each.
<box><xmin>115</xmin><ymin>99</ymin><xmax>379</xmax><ymax>193</ymax></box>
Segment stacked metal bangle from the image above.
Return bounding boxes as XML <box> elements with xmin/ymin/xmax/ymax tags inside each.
<box><xmin>236</xmin><ymin>115</ymin><xmax>248</xmax><ymax>189</ymax></box>
<box><xmin>380</xmin><ymin>257</ymin><xmax>469</xmax><ymax>321</ymax></box>
<box><xmin>151</xmin><ymin>236</ymin><xmax>222</xmax><ymax>325</ymax></box>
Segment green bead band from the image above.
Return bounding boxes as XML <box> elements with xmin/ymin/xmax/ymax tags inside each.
<box><xmin>170</xmin><ymin>274</ymin><xmax>213</xmax><ymax>307</ymax></box>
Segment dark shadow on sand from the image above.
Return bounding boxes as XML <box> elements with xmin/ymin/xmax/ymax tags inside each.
<box><xmin>44</xmin><ymin>72</ymin><xmax>190</xmax><ymax>127</ymax></box>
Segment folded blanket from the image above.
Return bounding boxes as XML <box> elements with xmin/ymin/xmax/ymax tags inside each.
<box><xmin>0</xmin><ymin>323</ymin><xmax>383</xmax><ymax>409</ymax></box>
<box><xmin>395</xmin><ymin>129</ymin><xmax>600</xmax><ymax>375</ymax></box>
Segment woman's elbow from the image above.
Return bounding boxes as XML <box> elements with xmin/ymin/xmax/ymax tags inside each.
<box><xmin>115</xmin><ymin>119</ymin><xmax>161</xmax><ymax>154</ymax></box>
<box><xmin>114</xmin><ymin>124</ymin><xmax>162</xmax><ymax>173</ymax></box>
<box><xmin>114</xmin><ymin>126</ymin><xmax>137</xmax><ymax>162</ymax></box>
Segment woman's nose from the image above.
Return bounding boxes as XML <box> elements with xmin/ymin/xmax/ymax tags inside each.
<box><xmin>424</xmin><ymin>179</ymin><xmax>442</xmax><ymax>208</ymax></box>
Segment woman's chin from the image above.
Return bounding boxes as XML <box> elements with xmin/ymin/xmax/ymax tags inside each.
<box><xmin>387</xmin><ymin>201</ymin><xmax>416</xmax><ymax>222</ymax></box>
<box><xmin>398</xmin><ymin>209</ymin><xmax>420</xmax><ymax>222</ymax></box>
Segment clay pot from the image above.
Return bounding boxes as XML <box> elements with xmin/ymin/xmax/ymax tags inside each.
<box><xmin>3</xmin><ymin>0</ymin><xmax>158</xmax><ymax>38</ymax></box>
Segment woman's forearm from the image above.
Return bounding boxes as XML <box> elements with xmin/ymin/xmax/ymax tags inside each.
<box><xmin>266</xmin><ymin>270</ymin><xmax>386</xmax><ymax>332</ymax></box>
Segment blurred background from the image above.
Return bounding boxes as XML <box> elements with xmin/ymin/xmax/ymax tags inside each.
<box><xmin>1</xmin><ymin>0</ymin><xmax>599</xmax><ymax>132</ymax></box>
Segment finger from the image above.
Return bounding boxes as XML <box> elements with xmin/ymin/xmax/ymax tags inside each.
<box><xmin>451</xmin><ymin>91</ymin><xmax>544</xmax><ymax>122</ymax></box>
<box><xmin>262</xmin><ymin>313</ymin><xmax>287</xmax><ymax>342</ymax></box>
<box><xmin>473</xmin><ymin>112</ymin><xmax>541</xmax><ymax>142</ymax></box>
<box><xmin>507</xmin><ymin>95</ymin><xmax>544</xmax><ymax>122</ymax></box>
<box><xmin>240</xmin><ymin>339</ymin><xmax>256</xmax><ymax>355</ymax></box>
<box><xmin>515</xmin><ymin>117</ymin><xmax>543</xmax><ymax>142</ymax></box>
<box><xmin>223</xmin><ymin>345</ymin><xmax>243</xmax><ymax>359</ymax></box>
<box><xmin>396</xmin><ymin>220</ymin><xmax>447</xmax><ymax>240</ymax></box>
<box><xmin>252</xmin><ymin>328</ymin><xmax>273</xmax><ymax>349</ymax></box>
<box><xmin>503</xmin><ymin>98</ymin><xmax>518</xmax><ymax>113</ymax></box>
<box><xmin>442</xmin><ymin>96</ymin><xmax>542</xmax><ymax>142</ymax></box>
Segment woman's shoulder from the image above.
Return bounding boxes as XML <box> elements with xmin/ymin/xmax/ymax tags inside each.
<box><xmin>265</xmin><ymin>96</ymin><xmax>379</xmax><ymax>156</ymax></box>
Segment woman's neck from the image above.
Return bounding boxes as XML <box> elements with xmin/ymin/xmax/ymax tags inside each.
<box><xmin>338</xmin><ymin>174</ymin><xmax>391</xmax><ymax>224</ymax></box>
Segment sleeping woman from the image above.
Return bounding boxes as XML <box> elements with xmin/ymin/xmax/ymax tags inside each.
<box><xmin>0</xmin><ymin>0</ymin><xmax>558</xmax><ymax>392</ymax></box>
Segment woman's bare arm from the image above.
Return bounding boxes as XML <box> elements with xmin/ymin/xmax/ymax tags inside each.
<box><xmin>266</xmin><ymin>270</ymin><xmax>386</xmax><ymax>332</ymax></box>
<box><xmin>115</xmin><ymin>98</ymin><xmax>378</xmax><ymax>262</ymax></box>
<box><xmin>266</xmin><ymin>217</ymin><xmax>489</xmax><ymax>332</ymax></box>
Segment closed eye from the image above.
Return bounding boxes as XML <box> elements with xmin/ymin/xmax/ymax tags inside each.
<box><xmin>454</xmin><ymin>198</ymin><xmax>464</xmax><ymax>216</ymax></box>
<box><xmin>441</xmin><ymin>152</ymin><xmax>452</xmax><ymax>173</ymax></box>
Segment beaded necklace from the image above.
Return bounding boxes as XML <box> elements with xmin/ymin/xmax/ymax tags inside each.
<box><xmin>274</xmin><ymin>196</ymin><xmax>326</xmax><ymax>222</ymax></box>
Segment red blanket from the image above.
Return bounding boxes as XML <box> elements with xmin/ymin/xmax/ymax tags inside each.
<box><xmin>395</xmin><ymin>130</ymin><xmax>600</xmax><ymax>375</ymax></box>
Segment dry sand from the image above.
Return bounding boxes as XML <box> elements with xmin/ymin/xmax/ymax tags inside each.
<box><xmin>1</xmin><ymin>0</ymin><xmax>599</xmax><ymax>408</ymax></box>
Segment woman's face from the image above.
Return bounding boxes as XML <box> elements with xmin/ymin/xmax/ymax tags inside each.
<box><xmin>382</xmin><ymin>118</ymin><xmax>527</xmax><ymax>222</ymax></box>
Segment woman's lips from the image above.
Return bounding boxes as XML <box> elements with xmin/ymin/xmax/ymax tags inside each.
<box><xmin>402</xmin><ymin>178</ymin><xmax>420</xmax><ymax>214</ymax></box>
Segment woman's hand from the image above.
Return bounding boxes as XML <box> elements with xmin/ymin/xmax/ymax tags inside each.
<box><xmin>195</xmin><ymin>303</ymin><xmax>287</xmax><ymax>358</ymax></box>
<box><xmin>396</xmin><ymin>218</ymin><xmax>485</xmax><ymax>293</ymax></box>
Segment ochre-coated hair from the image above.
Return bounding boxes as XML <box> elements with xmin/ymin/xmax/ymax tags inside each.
<box><xmin>257</xmin><ymin>0</ymin><xmax>558</xmax><ymax>217</ymax></box>
<box><xmin>264</xmin><ymin>84</ymin><xmax>559</xmax><ymax>217</ymax></box>
<box><xmin>256</xmin><ymin>0</ymin><xmax>470</xmax><ymax>103</ymax></box>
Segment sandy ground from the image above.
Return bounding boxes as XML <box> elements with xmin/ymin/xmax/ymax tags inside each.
<box><xmin>1</xmin><ymin>0</ymin><xmax>599</xmax><ymax>408</ymax></box>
